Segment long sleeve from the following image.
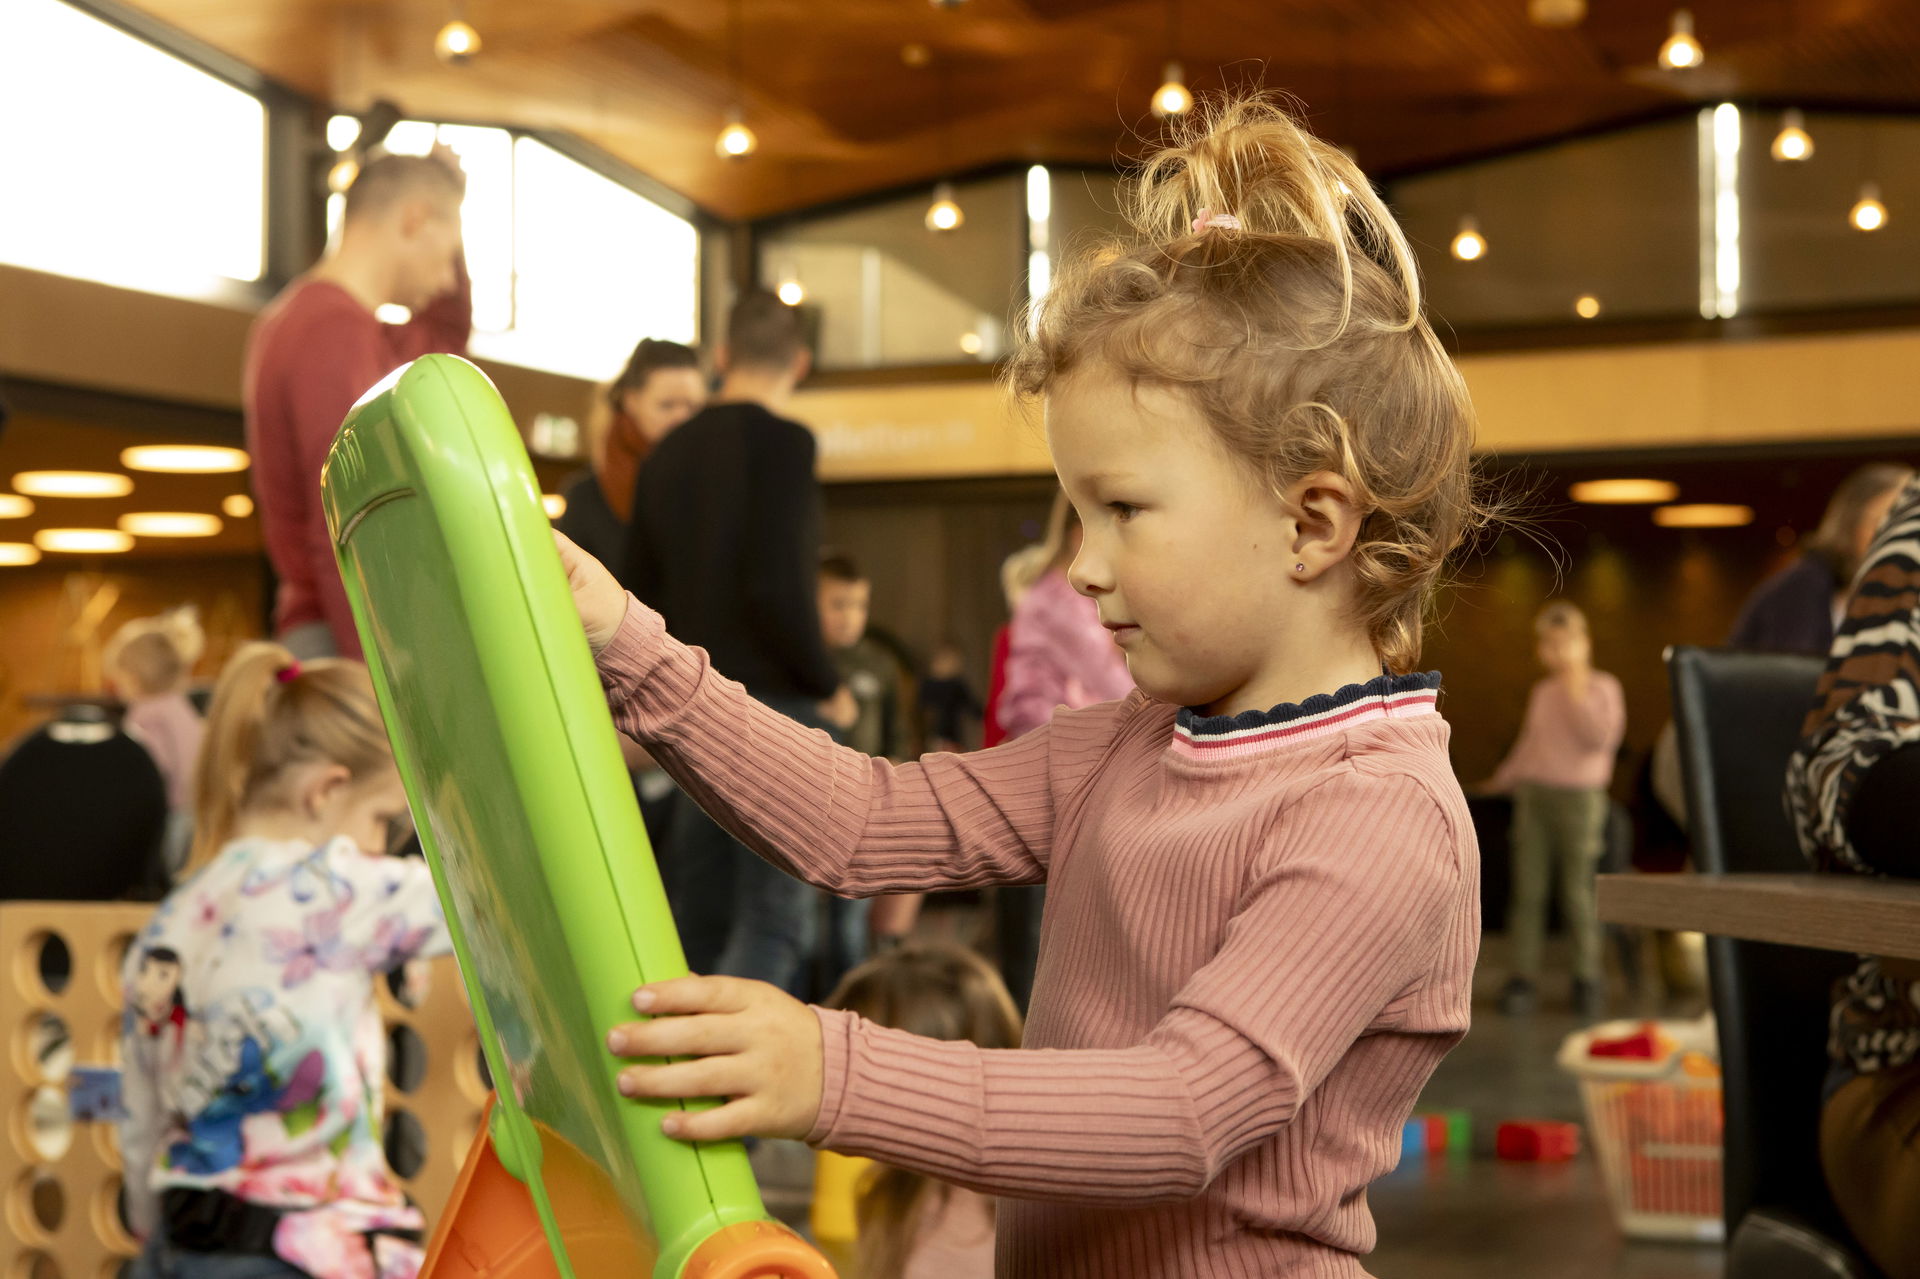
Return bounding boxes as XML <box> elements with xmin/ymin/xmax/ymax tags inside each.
<box><xmin>1486</xmin><ymin>683</ymin><xmax>1541</xmax><ymax>793</ymax></box>
<box><xmin>329</xmin><ymin>843</ymin><xmax>454</xmax><ymax>967</ymax></box>
<box><xmin>805</xmin><ymin>770</ymin><xmax>1464</xmax><ymax>1202</ymax></box>
<box><xmin>598</xmin><ymin>594</ymin><xmax>1130</xmax><ymax>894</ymax></box>
<box><xmin>741</xmin><ymin>425</ymin><xmax>841</xmax><ymax>699</ymax></box>
<box><xmin>1561</xmin><ymin>673</ymin><xmax>1625</xmax><ymax>753</ymax></box>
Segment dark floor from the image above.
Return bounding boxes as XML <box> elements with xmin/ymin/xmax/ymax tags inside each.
<box><xmin>758</xmin><ymin>931</ymin><xmax>1725</xmax><ymax>1277</ymax></box>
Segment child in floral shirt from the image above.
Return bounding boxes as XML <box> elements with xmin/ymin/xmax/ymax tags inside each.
<box><xmin>121</xmin><ymin>643</ymin><xmax>449</xmax><ymax>1279</ymax></box>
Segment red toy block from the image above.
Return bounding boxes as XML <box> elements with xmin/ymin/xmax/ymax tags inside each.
<box><xmin>1495</xmin><ymin>1119</ymin><xmax>1581</xmax><ymax>1162</ymax></box>
<box><xmin>1420</xmin><ymin>1113</ymin><xmax>1450</xmax><ymax>1154</ymax></box>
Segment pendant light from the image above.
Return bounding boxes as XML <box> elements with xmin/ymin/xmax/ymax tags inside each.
<box><xmin>925</xmin><ymin>59</ymin><xmax>963</xmax><ymax>233</ymax></box>
<box><xmin>1850</xmin><ymin>129</ymin><xmax>1887</xmax><ymax>231</ymax></box>
<box><xmin>1658</xmin><ymin>9</ymin><xmax>1702</xmax><ymax>69</ymax></box>
<box><xmin>434</xmin><ymin>0</ymin><xmax>480</xmax><ymax>64</ymax></box>
<box><xmin>1450</xmin><ymin>216</ymin><xmax>1487</xmax><ymax>261</ymax></box>
<box><xmin>1151</xmin><ymin>0</ymin><xmax>1192</xmax><ymax>118</ymax></box>
<box><xmin>714</xmin><ymin>0</ymin><xmax>757</xmax><ymax>160</ymax></box>
<box><xmin>1771</xmin><ymin>108</ymin><xmax>1813</xmax><ymax>162</ymax></box>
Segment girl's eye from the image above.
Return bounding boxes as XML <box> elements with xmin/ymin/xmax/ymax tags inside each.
<box><xmin>1108</xmin><ymin>501</ymin><xmax>1140</xmax><ymax>522</ymax></box>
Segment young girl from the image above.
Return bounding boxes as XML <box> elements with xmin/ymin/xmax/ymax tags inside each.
<box><xmin>824</xmin><ymin>945</ymin><xmax>1022</xmax><ymax>1279</ymax></box>
<box><xmin>121</xmin><ymin>642</ymin><xmax>449</xmax><ymax>1279</ymax></box>
<box><xmin>105</xmin><ymin>607</ymin><xmax>208</xmax><ymax>877</ymax></box>
<box><xmin>565</xmin><ymin>94</ymin><xmax>1481</xmax><ymax>1278</ymax></box>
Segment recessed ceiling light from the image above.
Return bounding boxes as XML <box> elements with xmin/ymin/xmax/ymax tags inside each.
<box><xmin>13</xmin><ymin>471</ymin><xmax>134</xmax><ymax>498</ymax></box>
<box><xmin>0</xmin><ymin>542</ymin><xmax>41</xmax><ymax>566</ymax></box>
<box><xmin>1653</xmin><ymin>503</ymin><xmax>1754</xmax><ymax>529</ymax></box>
<box><xmin>34</xmin><ymin>528</ymin><xmax>135</xmax><ymax>553</ymax></box>
<box><xmin>1570</xmin><ymin>479</ymin><xmax>1680</xmax><ymax>505</ymax></box>
<box><xmin>221</xmin><ymin>494</ymin><xmax>255</xmax><ymax>518</ymax></box>
<box><xmin>119</xmin><ymin>512</ymin><xmax>224</xmax><ymax>538</ymax></box>
<box><xmin>120</xmin><ymin>445</ymin><xmax>250</xmax><ymax>473</ymax></box>
<box><xmin>0</xmin><ymin>495</ymin><xmax>34</xmax><ymax>518</ymax></box>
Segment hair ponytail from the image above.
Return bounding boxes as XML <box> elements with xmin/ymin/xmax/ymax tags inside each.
<box><xmin>187</xmin><ymin>642</ymin><xmax>392</xmax><ymax>870</ymax></box>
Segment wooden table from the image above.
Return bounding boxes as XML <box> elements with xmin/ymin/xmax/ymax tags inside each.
<box><xmin>1596</xmin><ymin>872</ymin><xmax>1920</xmax><ymax>961</ymax></box>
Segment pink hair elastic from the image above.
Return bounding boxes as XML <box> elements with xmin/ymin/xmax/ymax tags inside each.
<box><xmin>275</xmin><ymin>661</ymin><xmax>302</xmax><ymax>684</ymax></box>
<box><xmin>1192</xmin><ymin>208</ymin><xmax>1242</xmax><ymax>233</ymax></box>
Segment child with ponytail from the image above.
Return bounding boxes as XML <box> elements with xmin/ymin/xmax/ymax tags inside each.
<box><xmin>121</xmin><ymin>643</ymin><xmax>449</xmax><ymax>1279</ymax></box>
<box><xmin>563</xmin><ymin>94</ymin><xmax>1485</xmax><ymax>1277</ymax></box>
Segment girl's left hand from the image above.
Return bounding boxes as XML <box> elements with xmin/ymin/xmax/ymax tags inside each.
<box><xmin>606</xmin><ymin>976</ymin><xmax>824</xmax><ymax>1142</ymax></box>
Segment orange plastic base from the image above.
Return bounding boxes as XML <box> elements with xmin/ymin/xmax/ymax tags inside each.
<box><xmin>680</xmin><ymin>1220</ymin><xmax>838</xmax><ymax>1279</ymax></box>
<box><xmin>419</xmin><ymin>1099</ymin><xmax>560</xmax><ymax>1279</ymax></box>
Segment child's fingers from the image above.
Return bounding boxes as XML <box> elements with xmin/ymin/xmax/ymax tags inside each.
<box><xmin>632</xmin><ymin>975</ymin><xmax>754</xmax><ymax>1016</ymax></box>
<box><xmin>606</xmin><ymin>1011</ymin><xmax>746</xmax><ymax>1060</ymax></box>
<box><xmin>615</xmin><ymin>1054</ymin><xmax>748</xmax><ymax>1102</ymax></box>
<box><xmin>659</xmin><ymin>1097</ymin><xmax>764</xmax><ymax>1144</ymax></box>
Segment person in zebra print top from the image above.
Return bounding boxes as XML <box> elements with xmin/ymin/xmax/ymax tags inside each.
<box><xmin>1785</xmin><ymin>471</ymin><xmax>1920</xmax><ymax>1279</ymax></box>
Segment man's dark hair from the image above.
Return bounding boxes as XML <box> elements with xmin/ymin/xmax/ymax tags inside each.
<box><xmin>344</xmin><ymin>153</ymin><xmax>465</xmax><ymax>223</ymax></box>
<box><xmin>727</xmin><ymin>289</ymin><xmax>806</xmax><ymax>370</ymax></box>
<box><xmin>819</xmin><ymin>550</ymin><xmax>865</xmax><ymax>584</ymax></box>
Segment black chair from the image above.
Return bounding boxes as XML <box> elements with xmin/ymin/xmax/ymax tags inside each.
<box><xmin>1666</xmin><ymin>646</ymin><xmax>1879</xmax><ymax>1279</ymax></box>
<box><xmin>0</xmin><ymin>707</ymin><xmax>169</xmax><ymax>902</ymax></box>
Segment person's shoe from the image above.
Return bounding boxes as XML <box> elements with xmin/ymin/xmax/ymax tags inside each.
<box><xmin>1572</xmin><ymin>978</ymin><xmax>1607</xmax><ymax>1022</ymax></box>
<box><xmin>1498</xmin><ymin>977</ymin><xmax>1537</xmax><ymax>1015</ymax></box>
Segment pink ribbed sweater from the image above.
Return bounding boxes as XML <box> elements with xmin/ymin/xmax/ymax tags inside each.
<box><xmin>598</xmin><ymin>596</ymin><xmax>1480</xmax><ymax>1278</ymax></box>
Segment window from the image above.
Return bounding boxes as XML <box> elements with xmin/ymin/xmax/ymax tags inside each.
<box><xmin>0</xmin><ymin>0</ymin><xmax>265</xmax><ymax>297</ymax></box>
<box><xmin>335</xmin><ymin>122</ymin><xmax>701</xmax><ymax>381</ymax></box>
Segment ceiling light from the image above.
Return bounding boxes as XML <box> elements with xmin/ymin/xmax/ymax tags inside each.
<box><xmin>1851</xmin><ymin>182</ymin><xmax>1888</xmax><ymax>232</ymax></box>
<box><xmin>1570</xmin><ymin>479</ymin><xmax>1679</xmax><ymax>505</ymax></box>
<box><xmin>34</xmin><ymin>528</ymin><xmax>135</xmax><ymax>554</ymax></box>
<box><xmin>13</xmin><ymin>471</ymin><xmax>133</xmax><ymax>499</ymax></box>
<box><xmin>716</xmin><ymin>108</ymin><xmax>757</xmax><ymax>160</ymax></box>
<box><xmin>221</xmin><ymin>494</ymin><xmax>255</xmax><ymax>519</ymax></box>
<box><xmin>1153</xmin><ymin>62</ymin><xmax>1193</xmax><ymax>118</ymax></box>
<box><xmin>1528</xmin><ymin>0</ymin><xmax>1586</xmax><ymax>26</ymax></box>
<box><xmin>0</xmin><ymin>543</ymin><xmax>40</xmax><ymax>566</ymax></box>
<box><xmin>1574</xmin><ymin>294</ymin><xmax>1603</xmax><ymax>319</ymax></box>
<box><xmin>776</xmin><ymin>278</ymin><xmax>805</xmax><ymax>307</ymax></box>
<box><xmin>1659</xmin><ymin>9</ymin><xmax>1702</xmax><ymax>70</ymax></box>
<box><xmin>1450</xmin><ymin>216</ymin><xmax>1486</xmax><ymax>262</ymax></box>
<box><xmin>434</xmin><ymin>19</ymin><xmax>481</xmax><ymax>64</ymax></box>
<box><xmin>542</xmin><ymin>494</ymin><xmax>567</xmax><ymax>519</ymax></box>
<box><xmin>118</xmin><ymin>512</ymin><xmax>223</xmax><ymax>538</ymax></box>
<box><xmin>120</xmin><ymin>444</ymin><xmax>249</xmax><ymax>474</ymax></box>
<box><xmin>1653</xmin><ymin>503</ymin><xmax>1753</xmax><ymax>529</ymax></box>
<box><xmin>959</xmin><ymin>332</ymin><xmax>984</xmax><ymax>356</ymax></box>
<box><xmin>328</xmin><ymin>157</ymin><xmax>359</xmax><ymax>194</ymax></box>
<box><xmin>926</xmin><ymin>182</ymin><xmax>964</xmax><ymax>233</ymax></box>
<box><xmin>1771</xmin><ymin>109</ymin><xmax>1813</xmax><ymax>162</ymax></box>
<box><xmin>325</xmin><ymin>114</ymin><xmax>361</xmax><ymax>152</ymax></box>
<box><xmin>0</xmin><ymin>495</ymin><xmax>33</xmax><ymax>518</ymax></box>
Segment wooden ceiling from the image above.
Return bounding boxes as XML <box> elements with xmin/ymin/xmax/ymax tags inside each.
<box><xmin>119</xmin><ymin>0</ymin><xmax>1920</xmax><ymax>220</ymax></box>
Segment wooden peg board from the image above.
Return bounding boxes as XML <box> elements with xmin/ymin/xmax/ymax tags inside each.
<box><xmin>2</xmin><ymin>901</ymin><xmax>151</xmax><ymax>1279</ymax></box>
<box><xmin>2</xmin><ymin>904</ymin><xmax>483</xmax><ymax>1276</ymax></box>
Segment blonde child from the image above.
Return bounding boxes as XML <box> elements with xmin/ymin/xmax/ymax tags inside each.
<box><xmin>564</xmin><ymin>95</ymin><xmax>1482</xmax><ymax>1278</ymax></box>
<box><xmin>121</xmin><ymin>643</ymin><xmax>449</xmax><ymax>1279</ymax></box>
<box><xmin>824</xmin><ymin>945</ymin><xmax>1021</xmax><ymax>1279</ymax></box>
<box><xmin>105</xmin><ymin>608</ymin><xmax>207</xmax><ymax>824</ymax></box>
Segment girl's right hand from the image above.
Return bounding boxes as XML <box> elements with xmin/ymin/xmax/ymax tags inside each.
<box><xmin>553</xmin><ymin>531</ymin><xmax>629</xmax><ymax>655</ymax></box>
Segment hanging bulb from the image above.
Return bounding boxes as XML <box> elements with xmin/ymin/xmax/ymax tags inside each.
<box><xmin>715</xmin><ymin>107</ymin><xmax>757</xmax><ymax>159</ymax></box>
<box><xmin>776</xmin><ymin>278</ymin><xmax>805</xmax><ymax>306</ymax></box>
<box><xmin>434</xmin><ymin>19</ymin><xmax>481</xmax><ymax>65</ymax></box>
<box><xmin>1850</xmin><ymin>182</ymin><xmax>1887</xmax><ymax>232</ymax></box>
<box><xmin>925</xmin><ymin>181</ymin><xmax>964</xmax><ymax>232</ymax></box>
<box><xmin>1152</xmin><ymin>62</ymin><xmax>1193</xmax><ymax>118</ymax></box>
<box><xmin>1658</xmin><ymin>9</ymin><xmax>1702</xmax><ymax>69</ymax></box>
<box><xmin>1770</xmin><ymin>109</ymin><xmax>1813</xmax><ymax>162</ymax></box>
<box><xmin>1450</xmin><ymin>216</ymin><xmax>1487</xmax><ymax>262</ymax></box>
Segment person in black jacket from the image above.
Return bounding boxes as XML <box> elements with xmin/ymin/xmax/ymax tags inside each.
<box><xmin>620</xmin><ymin>289</ymin><xmax>842</xmax><ymax>995</ymax></box>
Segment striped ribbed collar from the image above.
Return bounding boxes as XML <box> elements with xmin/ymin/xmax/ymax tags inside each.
<box><xmin>1172</xmin><ymin>671</ymin><xmax>1443</xmax><ymax>759</ymax></box>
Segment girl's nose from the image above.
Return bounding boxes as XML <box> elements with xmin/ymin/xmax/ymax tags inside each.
<box><xmin>1068</xmin><ymin>547</ymin><xmax>1110</xmax><ymax>597</ymax></box>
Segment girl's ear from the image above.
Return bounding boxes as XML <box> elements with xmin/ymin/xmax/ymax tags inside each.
<box><xmin>1282</xmin><ymin>470</ymin><xmax>1366</xmax><ymax>581</ymax></box>
<box><xmin>297</xmin><ymin>763</ymin><xmax>355</xmax><ymax>820</ymax></box>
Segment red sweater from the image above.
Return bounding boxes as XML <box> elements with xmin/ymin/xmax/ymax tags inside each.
<box><xmin>242</xmin><ymin>273</ymin><xmax>470</xmax><ymax>656</ymax></box>
<box><xmin>599</xmin><ymin>596</ymin><xmax>1480</xmax><ymax>1277</ymax></box>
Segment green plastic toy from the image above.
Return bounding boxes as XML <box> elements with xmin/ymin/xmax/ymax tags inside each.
<box><xmin>322</xmin><ymin>354</ymin><xmax>834</xmax><ymax>1279</ymax></box>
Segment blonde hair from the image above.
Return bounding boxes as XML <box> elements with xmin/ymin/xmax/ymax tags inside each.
<box><xmin>1806</xmin><ymin>462</ymin><xmax>1914</xmax><ymax>580</ymax></box>
<box><xmin>1535</xmin><ymin>600</ymin><xmax>1587</xmax><ymax>634</ymax></box>
<box><xmin>826</xmin><ymin>946</ymin><xmax>1023</xmax><ymax>1279</ymax></box>
<box><xmin>1010</xmin><ymin>95</ymin><xmax>1483</xmax><ymax>672</ymax></box>
<box><xmin>104</xmin><ymin>608</ymin><xmax>204</xmax><ymax>699</ymax></box>
<box><xmin>1000</xmin><ymin>543</ymin><xmax>1053</xmax><ymax>613</ymax></box>
<box><xmin>188</xmin><ymin>642</ymin><xmax>392</xmax><ymax>870</ymax></box>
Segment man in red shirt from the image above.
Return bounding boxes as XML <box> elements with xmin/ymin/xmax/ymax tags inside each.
<box><xmin>244</xmin><ymin>149</ymin><xmax>471</xmax><ymax>658</ymax></box>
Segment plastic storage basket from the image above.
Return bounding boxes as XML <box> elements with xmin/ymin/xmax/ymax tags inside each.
<box><xmin>1558</xmin><ymin>1019</ymin><xmax>1724</xmax><ymax>1243</ymax></box>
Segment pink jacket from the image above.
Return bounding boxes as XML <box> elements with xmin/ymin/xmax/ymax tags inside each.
<box><xmin>995</xmin><ymin>570</ymin><xmax>1132</xmax><ymax>741</ymax></box>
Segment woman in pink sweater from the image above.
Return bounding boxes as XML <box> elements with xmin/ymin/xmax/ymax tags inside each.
<box><xmin>565</xmin><ymin>97</ymin><xmax>1483</xmax><ymax>1278</ymax></box>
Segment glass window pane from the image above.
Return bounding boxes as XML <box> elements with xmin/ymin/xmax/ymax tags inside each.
<box><xmin>759</xmin><ymin>175</ymin><xmax>1024</xmax><ymax>369</ymax></box>
<box><xmin>465</xmin><ymin>137</ymin><xmax>698</xmax><ymax>381</ymax></box>
<box><xmin>0</xmin><ymin>0</ymin><xmax>264</xmax><ymax>295</ymax></box>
